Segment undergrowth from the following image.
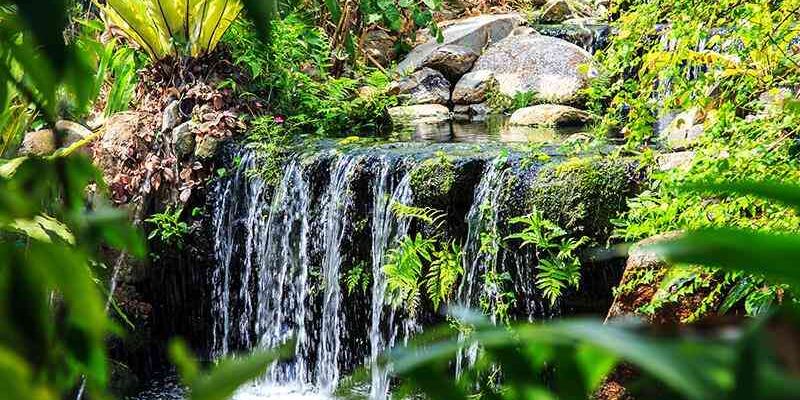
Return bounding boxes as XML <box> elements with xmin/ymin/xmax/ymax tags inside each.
<box><xmin>591</xmin><ymin>0</ymin><xmax>800</xmax><ymax>320</ymax></box>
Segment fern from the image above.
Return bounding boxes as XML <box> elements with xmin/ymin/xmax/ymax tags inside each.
<box><xmin>345</xmin><ymin>262</ymin><xmax>370</xmax><ymax>296</ymax></box>
<box><xmin>391</xmin><ymin>201</ymin><xmax>447</xmax><ymax>230</ymax></box>
<box><xmin>102</xmin><ymin>0</ymin><xmax>245</xmax><ymax>60</ymax></box>
<box><xmin>425</xmin><ymin>241</ymin><xmax>464</xmax><ymax>310</ymax></box>
<box><xmin>507</xmin><ymin>207</ymin><xmax>591</xmax><ymax>305</ymax></box>
<box><xmin>383</xmin><ymin>233</ymin><xmax>435</xmax><ymax>316</ymax></box>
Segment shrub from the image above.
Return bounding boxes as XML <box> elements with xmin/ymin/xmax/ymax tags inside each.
<box><xmin>102</xmin><ymin>0</ymin><xmax>244</xmax><ymax>60</ymax></box>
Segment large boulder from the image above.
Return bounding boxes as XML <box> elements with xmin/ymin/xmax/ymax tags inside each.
<box><xmin>509</xmin><ymin>104</ymin><xmax>593</xmax><ymax>127</ymax></box>
<box><xmin>397</xmin><ymin>13</ymin><xmax>525</xmax><ymax>74</ymax></box>
<box><xmin>388</xmin><ymin>68</ymin><xmax>451</xmax><ymax>105</ymax></box>
<box><xmin>472</xmin><ymin>33</ymin><xmax>593</xmax><ymax>104</ymax></box>
<box><xmin>420</xmin><ymin>44</ymin><xmax>478</xmax><ymax>80</ymax></box>
<box><xmin>452</xmin><ymin>70</ymin><xmax>496</xmax><ymax>104</ymax></box>
<box><xmin>388</xmin><ymin>104</ymin><xmax>451</xmax><ymax>126</ymax></box>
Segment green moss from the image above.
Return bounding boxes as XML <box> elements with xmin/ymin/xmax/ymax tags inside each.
<box><xmin>527</xmin><ymin>156</ymin><xmax>639</xmax><ymax>241</ymax></box>
<box><xmin>410</xmin><ymin>152</ymin><xmax>456</xmax><ymax>206</ymax></box>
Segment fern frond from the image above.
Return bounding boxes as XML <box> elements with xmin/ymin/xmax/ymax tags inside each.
<box><xmin>390</xmin><ymin>201</ymin><xmax>447</xmax><ymax>230</ymax></box>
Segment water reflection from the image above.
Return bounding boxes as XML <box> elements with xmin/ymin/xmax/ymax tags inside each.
<box><xmin>393</xmin><ymin>115</ymin><xmax>585</xmax><ymax>144</ymax></box>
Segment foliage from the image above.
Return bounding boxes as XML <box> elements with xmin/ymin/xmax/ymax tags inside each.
<box><xmin>485</xmin><ymin>86</ymin><xmax>537</xmax><ymax>114</ymax></box>
<box><xmin>425</xmin><ymin>241</ymin><xmax>463</xmax><ymax>310</ymax></box>
<box><xmin>345</xmin><ymin>261</ymin><xmax>371</xmax><ymax>295</ymax></box>
<box><xmin>384</xmin><ymin>232</ymin><xmax>436</xmax><ymax>314</ymax></box>
<box><xmin>101</xmin><ymin>0</ymin><xmax>244</xmax><ymax>60</ymax></box>
<box><xmin>507</xmin><ymin>208</ymin><xmax>590</xmax><ymax>305</ymax></box>
<box><xmin>224</xmin><ymin>16</ymin><xmax>397</xmax><ymax>138</ymax></box>
<box><xmin>390</xmin><ymin>201</ymin><xmax>447</xmax><ymax>229</ymax></box>
<box><xmin>169</xmin><ymin>338</ymin><xmax>294</xmax><ymax>400</ymax></box>
<box><xmin>146</xmin><ymin>206</ymin><xmax>190</xmax><ymax>247</ymax></box>
<box><xmin>386</xmin><ymin>182</ymin><xmax>800</xmax><ymax>400</ymax></box>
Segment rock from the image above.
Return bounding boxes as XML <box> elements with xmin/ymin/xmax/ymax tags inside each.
<box><xmin>94</xmin><ymin>112</ymin><xmax>152</xmax><ymax>175</ymax></box>
<box><xmin>660</xmin><ymin>108</ymin><xmax>704</xmax><ymax>150</ymax></box>
<box><xmin>397</xmin><ymin>13</ymin><xmax>525</xmax><ymax>74</ymax></box>
<box><xmin>452</xmin><ymin>105</ymin><xmax>471</xmax><ymax>121</ymax></box>
<box><xmin>19</xmin><ymin>130</ymin><xmax>56</xmax><ymax>156</ymax></box>
<box><xmin>420</xmin><ymin>45</ymin><xmax>478</xmax><ymax>80</ymax></box>
<box><xmin>452</xmin><ymin>70</ymin><xmax>496</xmax><ymax>105</ymax></box>
<box><xmin>472</xmin><ymin>34</ymin><xmax>593</xmax><ymax>104</ymax></box>
<box><xmin>161</xmin><ymin>100</ymin><xmax>181</xmax><ymax>132</ymax></box>
<box><xmin>539</xmin><ymin>0</ymin><xmax>573</xmax><ymax>23</ymax></box>
<box><xmin>509</xmin><ymin>104</ymin><xmax>593</xmax><ymax>127</ymax></box>
<box><xmin>195</xmin><ymin>135</ymin><xmax>222</xmax><ymax>160</ymax></box>
<box><xmin>605</xmin><ymin>232</ymin><xmax>723</xmax><ymax>324</ymax></box>
<box><xmin>18</xmin><ymin>120</ymin><xmax>90</xmax><ymax>156</ymax></box>
<box><xmin>55</xmin><ymin>120</ymin><xmax>92</xmax><ymax>140</ymax></box>
<box><xmin>172</xmin><ymin>121</ymin><xmax>196</xmax><ymax>159</ymax></box>
<box><xmin>657</xmin><ymin>151</ymin><xmax>695</xmax><ymax>171</ymax></box>
<box><xmin>362</xmin><ymin>29</ymin><xmax>397</xmax><ymax>66</ymax></box>
<box><xmin>388</xmin><ymin>104</ymin><xmax>451</xmax><ymax>126</ymax></box>
<box><xmin>452</xmin><ymin>102</ymin><xmax>491</xmax><ymax>121</ymax></box>
<box><xmin>388</xmin><ymin>68</ymin><xmax>451</xmax><ymax>105</ymax></box>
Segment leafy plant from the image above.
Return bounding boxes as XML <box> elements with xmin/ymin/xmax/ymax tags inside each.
<box><xmin>384</xmin><ymin>232</ymin><xmax>436</xmax><ymax>314</ymax></box>
<box><xmin>101</xmin><ymin>0</ymin><xmax>245</xmax><ymax>60</ymax></box>
<box><xmin>507</xmin><ymin>208</ymin><xmax>591</xmax><ymax>305</ymax></box>
<box><xmin>390</xmin><ymin>201</ymin><xmax>447</xmax><ymax>229</ymax></box>
<box><xmin>425</xmin><ymin>241</ymin><xmax>463</xmax><ymax>310</ymax></box>
<box><xmin>345</xmin><ymin>261</ymin><xmax>371</xmax><ymax>295</ymax></box>
<box><xmin>146</xmin><ymin>206</ymin><xmax>190</xmax><ymax>247</ymax></box>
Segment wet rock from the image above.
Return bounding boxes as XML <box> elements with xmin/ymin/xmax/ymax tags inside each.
<box><xmin>362</xmin><ymin>29</ymin><xmax>397</xmax><ymax>66</ymax></box>
<box><xmin>421</xmin><ymin>44</ymin><xmax>478</xmax><ymax>80</ymax></box>
<box><xmin>527</xmin><ymin>157</ymin><xmax>642</xmax><ymax>240</ymax></box>
<box><xmin>195</xmin><ymin>135</ymin><xmax>222</xmax><ymax>160</ymax></box>
<box><xmin>452</xmin><ymin>70</ymin><xmax>496</xmax><ymax>105</ymax></box>
<box><xmin>452</xmin><ymin>102</ymin><xmax>491</xmax><ymax>121</ymax></box>
<box><xmin>509</xmin><ymin>104</ymin><xmax>593</xmax><ymax>127</ymax></box>
<box><xmin>388</xmin><ymin>104</ymin><xmax>451</xmax><ymax>126</ymax></box>
<box><xmin>397</xmin><ymin>13</ymin><xmax>525</xmax><ymax>74</ymax></box>
<box><xmin>388</xmin><ymin>68</ymin><xmax>451</xmax><ymax>105</ymax></box>
<box><xmin>161</xmin><ymin>100</ymin><xmax>181</xmax><ymax>132</ymax></box>
<box><xmin>172</xmin><ymin>121</ymin><xmax>196</xmax><ymax>159</ymax></box>
<box><xmin>472</xmin><ymin>34</ymin><xmax>593</xmax><ymax>104</ymax></box>
<box><xmin>660</xmin><ymin>108</ymin><xmax>704</xmax><ymax>150</ymax></box>
<box><xmin>531</xmin><ymin>23</ymin><xmax>612</xmax><ymax>52</ymax></box>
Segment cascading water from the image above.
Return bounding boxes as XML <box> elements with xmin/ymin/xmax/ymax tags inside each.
<box><xmin>203</xmin><ymin>143</ymin><xmax>627</xmax><ymax>399</ymax></box>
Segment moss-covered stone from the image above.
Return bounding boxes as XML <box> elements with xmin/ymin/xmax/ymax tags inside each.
<box><xmin>410</xmin><ymin>152</ymin><xmax>457</xmax><ymax>206</ymax></box>
<box><xmin>527</xmin><ymin>155</ymin><xmax>642</xmax><ymax>240</ymax></box>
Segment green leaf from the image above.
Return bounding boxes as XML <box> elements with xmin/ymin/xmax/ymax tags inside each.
<box><xmin>684</xmin><ymin>180</ymin><xmax>800</xmax><ymax>213</ymax></box>
<box><xmin>185</xmin><ymin>341</ymin><xmax>295</xmax><ymax>400</ymax></box>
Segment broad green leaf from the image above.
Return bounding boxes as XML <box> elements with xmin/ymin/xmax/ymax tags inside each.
<box><xmin>187</xmin><ymin>341</ymin><xmax>295</xmax><ymax>400</ymax></box>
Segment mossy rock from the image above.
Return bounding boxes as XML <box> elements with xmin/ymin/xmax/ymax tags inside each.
<box><xmin>527</xmin><ymin>156</ymin><xmax>642</xmax><ymax>240</ymax></box>
<box><xmin>410</xmin><ymin>153</ymin><xmax>457</xmax><ymax>207</ymax></box>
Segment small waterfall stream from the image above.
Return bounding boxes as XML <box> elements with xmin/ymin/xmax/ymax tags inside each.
<box><xmin>205</xmin><ymin>143</ymin><xmax>628</xmax><ymax>399</ymax></box>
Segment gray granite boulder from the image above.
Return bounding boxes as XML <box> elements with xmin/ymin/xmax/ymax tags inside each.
<box><xmin>388</xmin><ymin>68</ymin><xmax>451</xmax><ymax>105</ymax></box>
<box><xmin>472</xmin><ymin>34</ymin><xmax>593</xmax><ymax>104</ymax></box>
<box><xmin>397</xmin><ymin>14</ymin><xmax>525</xmax><ymax>74</ymax></box>
<box><xmin>452</xmin><ymin>70</ymin><xmax>496</xmax><ymax>104</ymax></box>
<box><xmin>388</xmin><ymin>104</ymin><xmax>451</xmax><ymax>126</ymax></box>
<box><xmin>420</xmin><ymin>44</ymin><xmax>478</xmax><ymax>80</ymax></box>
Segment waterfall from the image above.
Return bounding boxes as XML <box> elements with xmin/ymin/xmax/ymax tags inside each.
<box><xmin>369</xmin><ymin>155</ymin><xmax>413</xmax><ymax>400</ymax></box>
<box><xmin>205</xmin><ymin>144</ymin><xmax>624</xmax><ymax>399</ymax></box>
<box><xmin>317</xmin><ymin>155</ymin><xmax>362</xmax><ymax>393</ymax></box>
